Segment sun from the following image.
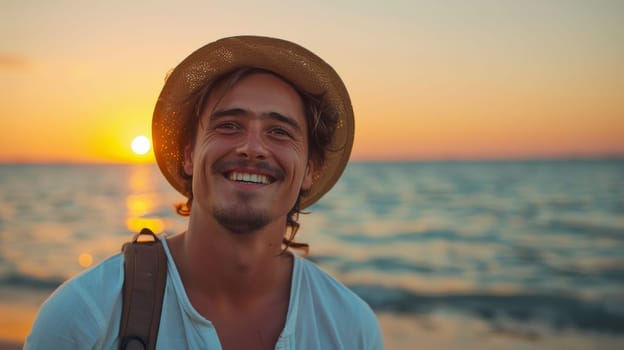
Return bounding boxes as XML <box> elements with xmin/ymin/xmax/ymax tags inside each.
<box><xmin>131</xmin><ymin>135</ymin><xmax>151</xmax><ymax>155</ymax></box>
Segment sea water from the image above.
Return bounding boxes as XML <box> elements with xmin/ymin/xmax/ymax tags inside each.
<box><xmin>1</xmin><ymin>160</ymin><xmax>623</xmax><ymax>347</ymax></box>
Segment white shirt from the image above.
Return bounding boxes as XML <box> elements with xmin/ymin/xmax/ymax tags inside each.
<box><xmin>25</xmin><ymin>238</ymin><xmax>383</xmax><ymax>349</ymax></box>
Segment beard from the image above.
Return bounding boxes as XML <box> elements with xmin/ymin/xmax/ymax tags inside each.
<box><xmin>212</xmin><ymin>192</ymin><xmax>270</xmax><ymax>234</ymax></box>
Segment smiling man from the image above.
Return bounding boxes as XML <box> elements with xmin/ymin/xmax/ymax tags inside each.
<box><xmin>25</xmin><ymin>36</ymin><xmax>383</xmax><ymax>349</ymax></box>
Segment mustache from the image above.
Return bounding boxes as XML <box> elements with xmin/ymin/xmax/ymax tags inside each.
<box><xmin>211</xmin><ymin>159</ymin><xmax>285</xmax><ymax>181</ymax></box>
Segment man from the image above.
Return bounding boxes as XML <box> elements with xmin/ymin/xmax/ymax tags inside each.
<box><xmin>25</xmin><ymin>36</ymin><xmax>382</xmax><ymax>349</ymax></box>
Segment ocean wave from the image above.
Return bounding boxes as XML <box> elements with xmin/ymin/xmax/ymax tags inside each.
<box><xmin>349</xmin><ymin>283</ymin><xmax>624</xmax><ymax>334</ymax></box>
<box><xmin>334</xmin><ymin>229</ymin><xmax>489</xmax><ymax>245</ymax></box>
<box><xmin>538</xmin><ymin>216</ymin><xmax>624</xmax><ymax>240</ymax></box>
<box><xmin>0</xmin><ymin>271</ymin><xmax>64</xmax><ymax>290</ymax></box>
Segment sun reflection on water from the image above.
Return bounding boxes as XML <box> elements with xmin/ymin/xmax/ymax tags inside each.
<box><xmin>126</xmin><ymin>217</ymin><xmax>165</xmax><ymax>234</ymax></box>
<box><xmin>128</xmin><ymin>164</ymin><xmax>155</xmax><ymax>192</ymax></box>
<box><xmin>126</xmin><ymin>194</ymin><xmax>154</xmax><ymax>217</ymax></box>
<box><xmin>125</xmin><ymin>165</ymin><xmax>164</xmax><ymax>234</ymax></box>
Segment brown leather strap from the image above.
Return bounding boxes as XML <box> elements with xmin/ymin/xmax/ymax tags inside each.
<box><xmin>119</xmin><ymin>228</ymin><xmax>167</xmax><ymax>350</ymax></box>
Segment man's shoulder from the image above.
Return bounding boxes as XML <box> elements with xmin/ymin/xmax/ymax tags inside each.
<box><xmin>293</xmin><ymin>257</ymin><xmax>383</xmax><ymax>348</ymax></box>
<box><xmin>296</xmin><ymin>256</ymin><xmax>376</xmax><ymax>318</ymax></box>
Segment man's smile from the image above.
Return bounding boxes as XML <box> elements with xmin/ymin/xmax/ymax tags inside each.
<box><xmin>213</xmin><ymin>159</ymin><xmax>285</xmax><ymax>187</ymax></box>
<box><xmin>226</xmin><ymin>171</ymin><xmax>273</xmax><ymax>185</ymax></box>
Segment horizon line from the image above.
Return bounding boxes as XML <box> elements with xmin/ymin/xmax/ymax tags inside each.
<box><xmin>1</xmin><ymin>154</ymin><xmax>623</xmax><ymax>166</ymax></box>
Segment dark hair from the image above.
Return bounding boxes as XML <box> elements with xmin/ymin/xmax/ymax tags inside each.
<box><xmin>174</xmin><ymin>67</ymin><xmax>339</xmax><ymax>253</ymax></box>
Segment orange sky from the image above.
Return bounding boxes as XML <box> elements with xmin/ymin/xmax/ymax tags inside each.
<box><xmin>1</xmin><ymin>0</ymin><xmax>623</xmax><ymax>163</ymax></box>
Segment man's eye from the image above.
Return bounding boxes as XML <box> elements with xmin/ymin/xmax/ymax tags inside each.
<box><xmin>215</xmin><ymin>122</ymin><xmax>239</xmax><ymax>131</ymax></box>
<box><xmin>270</xmin><ymin>127</ymin><xmax>292</xmax><ymax>138</ymax></box>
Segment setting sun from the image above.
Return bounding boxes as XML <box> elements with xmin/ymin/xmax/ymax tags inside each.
<box><xmin>131</xmin><ymin>136</ymin><xmax>151</xmax><ymax>155</ymax></box>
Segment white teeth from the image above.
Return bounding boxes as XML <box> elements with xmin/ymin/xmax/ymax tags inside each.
<box><xmin>228</xmin><ymin>172</ymin><xmax>270</xmax><ymax>184</ymax></box>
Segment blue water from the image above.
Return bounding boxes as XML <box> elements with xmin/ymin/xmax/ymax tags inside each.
<box><xmin>1</xmin><ymin>160</ymin><xmax>623</xmax><ymax>335</ymax></box>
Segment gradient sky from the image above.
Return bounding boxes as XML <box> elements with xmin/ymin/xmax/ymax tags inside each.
<box><xmin>1</xmin><ymin>0</ymin><xmax>623</xmax><ymax>162</ymax></box>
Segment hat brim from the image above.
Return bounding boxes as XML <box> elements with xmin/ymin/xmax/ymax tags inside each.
<box><xmin>152</xmin><ymin>36</ymin><xmax>354</xmax><ymax>209</ymax></box>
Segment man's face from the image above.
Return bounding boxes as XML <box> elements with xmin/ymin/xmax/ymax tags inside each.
<box><xmin>183</xmin><ymin>73</ymin><xmax>314</xmax><ymax>234</ymax></box>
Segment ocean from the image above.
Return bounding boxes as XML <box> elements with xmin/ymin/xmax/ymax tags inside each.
<box><xmin>1</xmin><ymin>160</ymin><xmax>623</xmax><ymax>349</ymax></box>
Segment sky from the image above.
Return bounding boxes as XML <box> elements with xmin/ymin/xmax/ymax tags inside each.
<box><xmin>1</xmin><ymin>0</ymin><xmax>623</xmax><ymax>163</ymax></box>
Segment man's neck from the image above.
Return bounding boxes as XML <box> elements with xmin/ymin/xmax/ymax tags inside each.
<box><xmin>167</xmin><ymin>212</ymin><xmax>293</xmax><ymax>311</ymax></box>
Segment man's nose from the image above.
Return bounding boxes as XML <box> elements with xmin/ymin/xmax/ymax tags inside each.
<box><xmin>236</xmin><ymin>126</ymin><xmax>268</xmax><ymax>160</ymax></box>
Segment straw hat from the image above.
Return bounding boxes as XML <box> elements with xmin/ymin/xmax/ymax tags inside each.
<box><xmin>152</xmin><ymin>35</ymin><xmax>354</xmax><ymax>209</ymax></box>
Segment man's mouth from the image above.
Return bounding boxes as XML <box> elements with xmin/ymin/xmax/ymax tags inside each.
<box><xmin>214</xmin><ymin>160</ymin><xmax>285</xmax><ymax>185</ymax></box>
<box><xmin>226</xmin><ymin>171</ymin><xmax>274</xmax><ymax>185</ymax></box>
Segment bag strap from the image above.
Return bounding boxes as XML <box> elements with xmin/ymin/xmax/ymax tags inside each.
<box><xmin>119</xmin><ymin>228</ymin><xmax>168</xmax><ymax>350</ymax></box>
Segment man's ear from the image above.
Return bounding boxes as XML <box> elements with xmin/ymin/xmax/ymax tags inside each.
<box><xmin>301</xmin><ymin>159</ymin><xmax>315</xmax><ymax>192</ymax></box>
<box><xmin>183</xmin><ymin>144</ymin><xmax>194</xmax><ymax>176</ymax></box>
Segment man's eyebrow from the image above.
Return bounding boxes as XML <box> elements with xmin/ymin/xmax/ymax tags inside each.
<box><xmin>264</xmin><ymin>111</ymin><xmax>303</xmax><ymax>133</ymax></box>
<box><xmin>209</xmin><ymin>108</ymin><xmax>247</xmax><ymax>121</ymax></box>
<box><xmin>209</xmin><ymin>108</ymin><xmax>303</xmax><ymax>133</ymax></box>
